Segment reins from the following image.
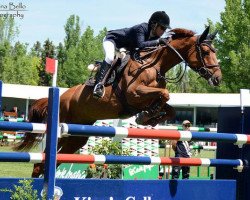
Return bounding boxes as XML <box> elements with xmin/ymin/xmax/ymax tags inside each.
<box><xmin>134</xmin><ymin>43</ymin><xmax>188</xmax><ymax>84</ymax></box>
<box><xmin>163</xmin><ymin>43</ymin><xmax>188</xmax><ymax>83</ymax></box>
<box><xmin>132</xmin><ymin>46</ymin><xmax>166</xmax><ymax>73</ymax></box>
<box><xmin>135</xmin><ymin>35</ymin><xmax>220</xmax><ymax>84</ymax></box>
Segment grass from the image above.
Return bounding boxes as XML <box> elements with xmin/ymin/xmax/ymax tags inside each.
<box><xmin>0</xmin><ymin>146</ymin><xmax>40</xmax><ymax>178</ymax></box>
<box><xmin>0</xmin><ymin>144</ymin><xmax>216</xmax><ymax>179</ymax></box>
<box><xmin>159</xmin><ymin>146</ymin><xmax>216</xmax><ymax>179</ymax></box>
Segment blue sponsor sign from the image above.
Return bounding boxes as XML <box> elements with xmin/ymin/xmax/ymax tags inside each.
<box><xmin>0</xmin><ymin>179</ymin><xmax>236</xmax><ymax>200</ymax></box>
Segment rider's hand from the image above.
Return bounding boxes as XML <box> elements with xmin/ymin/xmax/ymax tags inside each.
<box><xmin>158</xmin><ymin>38</ymin><xmax>169</xmax><ymax>45</ymax></box>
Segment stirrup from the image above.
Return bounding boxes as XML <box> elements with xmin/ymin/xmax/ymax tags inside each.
<box><xmin>93</xmin><ymin>83</ymin><xmax>105</xmax><ymax>98</ymax></box>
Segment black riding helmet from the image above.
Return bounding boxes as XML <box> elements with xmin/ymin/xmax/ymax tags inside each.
<box><xmin>149</xmin><ymin>11</ymin><xmax>171</xmax><ymax>29</ymax></box>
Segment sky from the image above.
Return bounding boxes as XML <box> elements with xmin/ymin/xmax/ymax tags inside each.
<box><xmin>0</xmin><ymin>0</ymin><xmax>226</xmax><ymax>46</ymax></box>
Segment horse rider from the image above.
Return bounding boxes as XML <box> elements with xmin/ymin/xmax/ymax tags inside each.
<box><xmin>93</xmin><ymin>11</ymin><xmax>172</xmax><ymax>98</ymax></box>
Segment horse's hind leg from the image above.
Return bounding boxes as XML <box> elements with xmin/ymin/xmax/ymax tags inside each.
<box><xmin>32</xmin><ymin>163</ymin><xmax>45</xmax><ymax>178</ymax></box>
<box><xmin>56</xmin><ymin>136</ymin><xmax>89</xmax><ymax>154</ymax></box>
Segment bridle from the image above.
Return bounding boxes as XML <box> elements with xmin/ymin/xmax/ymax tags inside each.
<box><xmin>164</xmin><ymin>35</ymin><xmax>220</xmax><ymax>82</ymax></box>
<box><xmin>132</xmin><ymin>34</ymin><xmax>220</xmax><ymax>83</ymax></box>
<box><xmin>190</xmin><ymin>37</ymin><xmax>220</xmax><ymax>80</ymax></box>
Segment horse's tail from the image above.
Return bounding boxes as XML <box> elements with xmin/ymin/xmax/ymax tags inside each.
<box><xmin>13</xmin><ymin>98</ymin><xmax>48</xmax><ymax>151</ymax></box>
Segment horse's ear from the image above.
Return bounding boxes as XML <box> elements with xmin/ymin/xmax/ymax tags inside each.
<box><xmin>208</xmin><ymin>30</ymin><xmax>218</xmax><ymax>40</ymax></box>
<box><xmin>199</xmin><ymin>26</ymin><xmax>210</xmax><ymax>43</ymax></box>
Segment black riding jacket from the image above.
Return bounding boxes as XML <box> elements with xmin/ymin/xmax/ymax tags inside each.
<box><xmin>105</xmin><ymin>22</ymin><xmax>159</xmax><ymax>51</ymax></box>
<box><xmin>175</xmin><ymin>141</ymin><xmax>191</xmax><ymax>158</ymax></box>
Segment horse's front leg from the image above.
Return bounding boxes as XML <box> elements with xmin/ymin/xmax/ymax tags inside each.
<box><xmin>133</xmin><ymin>85</ymin><xmax>170</xmax><ymax>125</ymax></box>
<box><xmin>136</xmin><ymin>103</ymin><xmax>175</xmax><ymax>127</ymax></box>
<box><xmin>135</xmin><ymin>85</ymin><xmax>170</xmax><ymax>109</ymax></box>
<box><xmin>144</xmin><ymin>104</ymin><xmax>176</xmax><ymax>126</ymax></box>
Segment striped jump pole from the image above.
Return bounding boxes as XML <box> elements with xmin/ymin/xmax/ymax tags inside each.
<box><xmin>61</xmin><ymin>124</ymin><xmax>250</xmax><ymax>146</ymax></box>
<box><xmin>0</xmin><ymin>152</ymin><xmax>244</xmax><ymax>171</ymax></box>
<box><xmin>0</xmin><ymin>118</ymin><xmax>26</xmax><ymax>122</ymax></box>
<box><xmin>1</xmin><ymin>121</ymin><xmax>249</xmax><ymax>146</ymax></box>
<box><xmin>190</xmin><ymin>145</ymin><xmax>217</xmax><ymax>150</ymax></box>
<box><xmin>160</xmin><ymin>144</ymin><xmax>217</xmax><ymax>150</ymax></box>
<box><xmin>0</xmin><ymin>135</ymin><xmax>23</xmax><ymax>140</ymax></box>
<box><xmin>158</xmin><ymin>125</ymin><xmax>217</xmax><ymax>132</ymax></box>
<box><xmin>0</xmin><ymin>121</ymin><xmax>46</xmax><ymax>133</ymax></box>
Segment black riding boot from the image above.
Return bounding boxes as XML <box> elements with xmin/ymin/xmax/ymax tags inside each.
<box><xmin>93</xmin><ymin>61</ymin><xmax>111</xmax><ymax>98</ymax></box>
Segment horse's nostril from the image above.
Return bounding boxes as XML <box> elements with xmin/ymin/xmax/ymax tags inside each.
<box><xmin>213</xmin><ymin>76</ymin><xmax>221</xmax><ymax>86</ymax></box>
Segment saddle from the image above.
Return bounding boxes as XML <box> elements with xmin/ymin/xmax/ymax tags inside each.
<box><xmin>85</xmin><ymin>47</ymin><xmax>161</xmax><ymax>117</ymax></box>
<box><xmin>85</xmin><ymin>53</ymin><xmax>130</xmax><ymax>87</ymax></box>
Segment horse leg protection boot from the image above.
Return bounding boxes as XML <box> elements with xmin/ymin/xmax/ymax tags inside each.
<box><xmin>93</xmin><ymin>60</ymin><xmax>111</xmax><ymax>98</ymax></box>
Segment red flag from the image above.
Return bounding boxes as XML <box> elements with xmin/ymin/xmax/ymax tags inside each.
<box><xmin>45</xmin><ymin>57</ymin><xmax>56</xmax><ymax>74</ymax></box>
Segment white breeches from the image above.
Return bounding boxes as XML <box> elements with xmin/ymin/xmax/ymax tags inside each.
<box><xmin>103</xmin><ymin>38</ymin><xmax>115</xmax><ymax>65</ymax></box>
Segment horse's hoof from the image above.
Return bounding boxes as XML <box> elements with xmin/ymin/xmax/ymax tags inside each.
<box><xmin>135</xmin><ymin>111</ymin><xmax>150</xmax><ymax>125</ymax></box>
<box><xmin>135</xmin><ymin>116</ymin><xmax>143</xmax><ymax>125</ymax></box>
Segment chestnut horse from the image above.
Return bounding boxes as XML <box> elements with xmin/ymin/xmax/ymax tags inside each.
<box><xmin>14</xmin><ymin>26</ymin><xmax>222</xmax><ymax>177</ymax></box>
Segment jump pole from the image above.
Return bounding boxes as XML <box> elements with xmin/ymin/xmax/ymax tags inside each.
<box><xmin>1</xmin><ymin>121</ymin><xmax>250</xmax><ymax>145</ymax></box>
<box><xmin>43</xmin><ymin>87</ymin><xmax>60</xmax><ymax>200</ymax></box>
<box><xmin>60</xmin><ymin>124</ymin><xmax>250</xmax><ymax>146</ymax></box>
<box><xmin>0</xmin><ymin>152</ymin><xmax>244</xmax><ymax>171</ymax></box>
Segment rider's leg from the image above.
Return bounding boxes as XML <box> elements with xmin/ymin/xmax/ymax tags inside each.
<box><xmin>93</xmin><ymin>61</ymin><xmax>111</xmax><ymax>98</ymax></box>
<box><xmin>93</xmin><ymin>39</ymin><xmax>115</xmax><ymax>98</ymax></box>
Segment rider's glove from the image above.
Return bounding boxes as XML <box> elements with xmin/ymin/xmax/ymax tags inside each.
<box><xmin>158</xmin><ymin>38</ymin><xmax>169</xmax><ymax>45</ymax></box>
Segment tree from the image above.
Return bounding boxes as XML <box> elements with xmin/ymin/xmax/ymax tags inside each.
<box><xmin>0</xmin><ymin>179</ymin><xmax>39</xmax><ymax>200</ymax></box>
<box><xmin>213</xmin><ymin>0</ymin><xmax>250</xmax><ymax>92</ymax></box>
<box><xmin>1</xmin><ymin>42</ymin><xmax>40</xmax><ymax>85</ymax></box>
<box><xmin>56</xmin><ymin>42</ymin><xmax>67</xmax><ymax>87</ymax></box>
<box><xmin>0</xmin><ymin>17</ymin><xmax>39</xmax><ymax>85</ymax></box>
<box><xmin>170</xmin><ymin>1</ymin><xmax>249</xmax><ymax>93</ymax></box>
<box><xmin>58</xmin><ymin>15</ymin><xmax>82</xmax><ymax>87</ymax></box>
<box><xmin>30</xmin><ymin>41</ymin><xmax>42</xmax><ymax>57</ymax></box>
<box><xmin>0</xmin><ymin>17</ymin><xmax>18</xmax><ymax>80</ymax></box>
<box><xmin>58</xmin><ymin>15</ymin><xmax>107</xmax><ymax>87</ymax></box>
<box><xmin>0</xmin><ymin>17</ymin><xmax>18</xmax><ymax>43</ymax></box>
<box><xmin>0</xmin><ymin>41</ymin><xmax>11</xmax><ymax>80</ymax></box>
<box><xmin>39</xmin><ymin>39</ymin><xmax>56</xmax><ymax>86</ymax></box>
<box><xmin>64</xmin><ymin>15</ymin><xmax>81</xmax><ymax>50</ymax></box>
<box><xmin>78</xmin><ymin>26</ymin><xmax>104</xmax><ymax>82</ymax></box>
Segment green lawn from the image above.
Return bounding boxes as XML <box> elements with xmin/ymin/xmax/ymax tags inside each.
<box><xmin>159</xmin><ymin>147</ymin><xmax>216</xmax><ymax>179</ymax></box>
<box><xmin>0</xmin><ymin>146</ymin><xmax>40</xmax><ymax>178</ymax></box>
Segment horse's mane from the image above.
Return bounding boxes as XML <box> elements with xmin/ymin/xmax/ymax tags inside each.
<box><xmin>170</xmin><ymin>28</ymin><xmax>196</xmax><ymax>40</ymax></box>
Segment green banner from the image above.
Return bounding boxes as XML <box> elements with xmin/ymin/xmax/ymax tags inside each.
<box><xmin>123</xmin><ymin>165</ymin><xmax>159</xmax><ymax>180</ymax></box>
<box><xmin>56</xmin><ymin>163</ymin><xmax>88</xmax><ymax>178</ymax></box>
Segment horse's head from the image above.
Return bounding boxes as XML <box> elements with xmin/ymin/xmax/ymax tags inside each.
<box><xmin>187</xmin><ymin>26</ymin><xmax>222</xmax><ymax>86</ymax></box>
